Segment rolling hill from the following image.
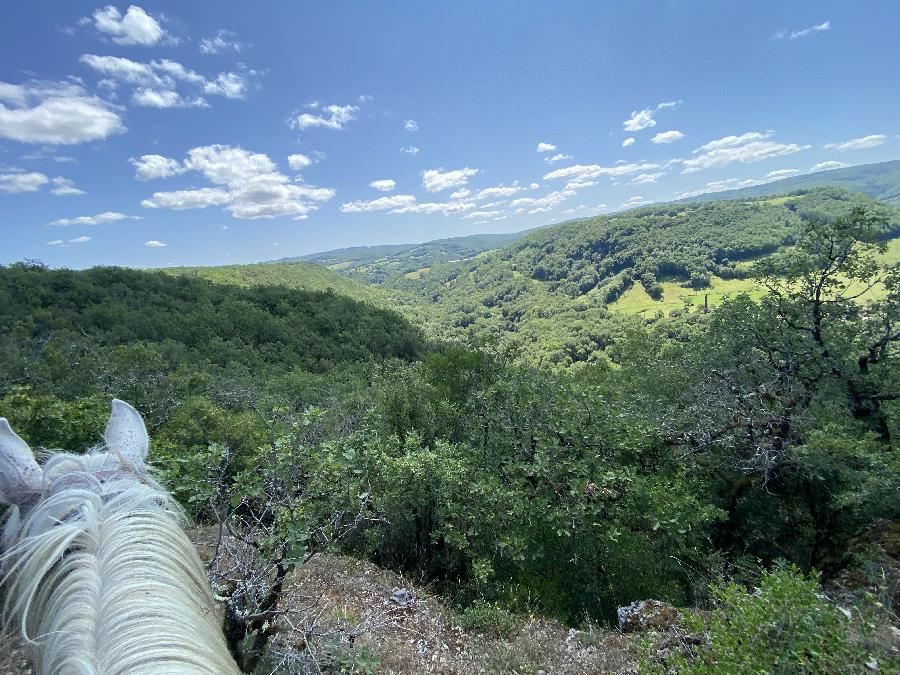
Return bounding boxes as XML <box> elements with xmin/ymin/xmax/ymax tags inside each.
<box><xmin>161</xmin><ymin>261</ymin><xmax>385</xmax><ymax>305</ymax></box>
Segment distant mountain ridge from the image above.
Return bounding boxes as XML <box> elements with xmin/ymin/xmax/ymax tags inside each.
<box><xmin>278</xmin><ymin>230</ymin><xmax>540</xmax><ymax>284</ymax></box>
<box><xmin>684</xmin><ymin>159</ymin><xmax>900</xmax><ymax>206</ymax></box>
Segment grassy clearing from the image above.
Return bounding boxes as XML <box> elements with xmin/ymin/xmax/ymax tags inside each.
<box><xmin>610</xmin><ymin>276</ymin><xmax>765</xmax><ymax>315</ymax></box>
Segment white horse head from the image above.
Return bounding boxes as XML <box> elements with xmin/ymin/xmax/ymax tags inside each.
<box><xmin>0</xmin><ymin>400</ymin><xmax>240</xmax><ymax>674</ymax></box>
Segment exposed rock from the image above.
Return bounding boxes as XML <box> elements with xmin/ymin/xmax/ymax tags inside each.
<box><xmin>617</xmin><ymin>599</ymin><xmax>680</xmax><ymax>633</ymax></box>
<box><xmin>390</xmin><ymin>587</ymin><xmax>416</xmax><ymax>607</ymax></box>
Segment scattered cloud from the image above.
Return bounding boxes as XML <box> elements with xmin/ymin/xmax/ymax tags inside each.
<box><xmin>629</xmin><ymin>172</ymin><xmax>666</xmax><ymax>185</ymax></box>
<box><xmin>287</xmin><ymin>153</ymin><xmax>313</xmax><ymax>170</ymax></box>
<box><xmin>404</xmin><ymin>119</ymin><xmax>418</xmax><ymax>132</ymax></box>
<box><xmin>622</xmin><ymin>137</ymin><xmax>635</xmax><ymax>148</ymax></box>
<box><xmin>774</xmin><ymin>20</ymin><xmax>830</xmax><ymax>40</ymax></box>
<box><xmin>369</xmin><ymin>179</ymin><xmax>396</xmax><ymax>192</ymax></box>
<box><xmin>676</xmin><ymin>168</ymin><xmax>801</xmax><ymax>200</ymax></box>
<box><xmin>0</xmin><ymin>79</ymin><xmax>124</xmax><ymax>144</ymax></box>
<box><xmin>141</xmin><ymin>187</ymin><xmax>232</xmax><ymax>209</ymax></box>
<box><xmin>544</xmin><ymin>153</ymin><xmax>572</xmax><ymax>164</ymax></box>
<box><xmin>621</xmin><ymin>195</ymin><xmax>647</xmax><ymax>208</ymax></box>
<box><xmin>199</xmin><ymin>29</ymin><xmax>247</xmax><ymax>55</ymax></box>
<box><xmin>391</xmin><ymin>200</ymin><xmax>476</xmax><ymax>215</ymax></box>
<box><xmin>341</xmin><ymin>194</ymin><xmax>417</xmax><ymax>213</ymax></box>
<box><xmin>810</xmin><ymin>160</ymin><xmax>849</xmax><ymax>172</ymax></box>
<box><xmin>50</xmin><ymin>211</ymin><xmax>141</xmax><ymax>226</ymax></box>
<box><xmin>823</xmin><ymin>134</ymin><xmax>886</xmax><ymax>151</ymax></box>
<box><xmin>0</xmin><ymin>170</ymin><xmax>85</xmax><ymax>196</ymax></box>
<box><xmin>50</xmin><ymin>176</ymin><xmax>86</xmax><ymax>196</ymax></box>
<box><xmin>290</xmin><ymin>104</ymin><xmax>358</xmax><ymax>131</ymax></box>
<box><xmin>536</xmin><ymin>142</ymin><xmax>556</xmax><ymax>152</ymax></box>
<box><xmin>657</xmin><ymin>100</ymin><xmax>682</xmax><ymax>110</ymax></box>
<box><xmin>474</xmin><ymin>184</ymin><xmax>524</xmax><ymax>199</ymax></box>
<box><xmin>89</xmin><ymin>5</ymin><xmax>167</xmax><ymax>46</ymax></box>
<box><xmin>400</xmin><ymin>145</ymin><xmax>419</xmax><ymax>155</ymax></box>
<box><xmin>144</xmin><ymin>240</ymin><xmax>168</xmax><ymax>247</ymax></box>
<box><xmin>681</xmin><ymin>131</ymin><xmax>810</xmax><ymax>172</ymax></box>
<box><xmin>137</xmin><ymin>144</ymin><xmax>334</xmax><ymax>219</ymax></box>
<box><xmin>79</xmin><ymin>54</ymin><xmax>250</xmax><ymax>108</ymax></box>
<box><xmin>0</xmin><ymin>170</ymin><xmax>49</xmax><ymax>193</ymax></box>
<box><xmin>543</xmin><ymin>161</ymin><xmax>661</xmax><ymax>181</ymax></box>
<box><xmin>421</xmin><ymin>167</ymin><xmax>479</xmax><ymax>192</ymax></box>
<box><xmin>48</xmin><ymin>235</ymin><xmax>91</xmax><ymax>246</ymax></box>
<box><xmin>129</xmin><ymin>154</ymin><xmax>186</xmax><ymax>180</ymax></box>
<box><xmin>651</xmin><ymin>130</ymin><xmax>685</xmax><ymax>144</ymax></box>
<box><xmin>623</xmin><ymin>108</ymin><xmax>656</xmax><ymax>132</ymax></box>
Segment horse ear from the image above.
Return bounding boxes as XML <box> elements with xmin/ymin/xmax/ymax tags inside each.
<box><xmin>104</xmin><ymin>399</ymin><xmax>149</xmax><ymax>465</ymax></box>
<box><xmin>0</xmin><ymin>418</ymin><xmax>43</xmax><ymax>504</ymax></box>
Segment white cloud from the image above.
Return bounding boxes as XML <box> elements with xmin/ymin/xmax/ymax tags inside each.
<box><xmin>47</xmin><ymin>235</ymin><xmax>91</xmax><ymax>246</ymax></box>
<box><xmin>564</xmin><ymin>180</ymin><xmax>598</xmax><ymax>191</ymax></box>
<box><xmin>810</xmin><ymin>160</ymin><xmax>849</xmax><ymax>172</ymax></box>
<box><xmin>90</xmin><ymin>5</ymin><xmax>166</xmax><ymax>46</ymax></box>
<box><xmin>50</xmin><ymin>211</ymin><xmax>141</xmax><ymax>226</ymax></box>
<box><xmin>651</xmin><ymin>130</ymin><xmax>685</xmax><ymax>144</ymax></box>
<box><xmin>823</xmin><ymin>134</ymin><xmax>886</xmax><ymax>151</ymax></box>
<box><xmin>138</xmin><ymin>144</ymin><xmax>335</xmax><ymax>219</ymax></box>
<box><xmin>203</xmin><ymin>72</ymin><xmax>247</xmax><ymax>99</ymax></box>
<box><xmin>623</xmin><ymin>108</ymin><xmax>656</xmax><ymax>131</ymax></box>
<box><xmin>291</xmin><ymin>104</ymin><xmax>358</xmax><ymax>131</ymax></box>
<box><xmin>0</xmin><ymin>170</ymin><xmax>85</xmax><ymax>195</ymax></box>
<box><xmin>449</xmin><ymin>188</ymin><xmax>471</xmax><ymax>199</ymax></box>
<box><xmin>341</xmin><ymin>194</ymin><xmax>417</xmax><ymax>213</ymax></box>
<box><xmin>0</xmin><ymin>79</ymin><xmax>124</xmax><ymax>144</ymax></box>
<box><xmin>774</xmin><ymin>20</ymin><xmax>830</xmax><ymax>40</ymax></box>
<box><xmin>764</xmin><ymin>168</ymin><xmax>800</xmax><ymax>180</ymax></box>
<box><xmin>132</xmin><ymin>88</ymin><xmax>206</xmax><ymax>108</ymax></box>
<box><xmin>144</xmin><ymin>240</ymin><xmax>168</xmax><ymax>247</ymax></box>
<box><xmin>474</xmin><ymin>184</ymin><xmax>524</xmax><ymax>200</ymax></box>
<box><xmin>681</xmin><ymin>131</ymin><xmax>810</xmax><ymax>173</ymax></box>
<box><xmin>287</xmin><ymin>153</ymin><xmax>313</xmax><ymax>170</ymax></box>
<box><xmin>129</xmin><ymin>154</ymin><xmax>186</xmax><ymax>180</ymax></box>
<box><xmin>621</xmin><ymin>196</ymin><xmax>646</xmax><ymax>207</ymax></box>
<box><xmin>400</xmin><ymin>145</ymin><xmax>419</xmax><ymax>155</ymax></box>
<box><xmin>0</xmin><ymin>171</ymin><xmax>49</xmax><ymax>193</ymax></box>
<box><xmin>529</xmin><ymin>182</ymin><xmax>540</xmax><ymax>190</ymax></box>
<box><xmin>369</xmin><ymin>179</ymin><xmax>396</xmax><ymax>192</ymax></box>
<box><xmin>79</xmin><ymin>54</ymin><xmax>248</xmax><ymax>106</ymax></box>
<box><xmin>536</xmin><ymin>142</ymin><xmax>556</xmax><ymax>152</ymax></box>
<box><xmin>50</xmin><ymin>176</ymin><xmax>86</xmax><ymax>196</ymax></box>
<box><xmin>421</xmin><ymin>167</ymin><xmax>479</xmax><ymax>192</ymax></box>
<box><xmin>510</xmin><ymin>189</ymin><xmax>575</xmax><ymax>210</ymax></box>
<box><xmin>543</xmin><ymin>161</ymin><xmax>661</xmax><ymax>181</ymax></box>
<box><xmin>464</xmin><ymin>210</ymin><xmax>505</xmax><ymax>220</ymax></box>
<box><xmin>199</xmin><ymin>30</ymin><xmax>247</xmax><ymax>55</ymax></box>
<box><xmin>391</xmin><ymin>200</ymin><xmax>476</xmax><ymax>215</ymax></box>
<box><xmin>629</xmin><ymin>172</ymin><xmax>666</xmax><ymax>185</ymax></box>
<box><xmin>622</xmin><ymin>137</ymin><xmax>636</xmax><ymax>148</ymax></box>
<box><xmin>141</xmin><ymin>187</ymin><xmax>232</xmax><ymax>209</ymax></box>
<box><xmin>404</xmin><ymin>119</ymin><xmax>418</xmax><ymax>132</ymax></box>
<box><xmin>657</xmin><ymin>100</ymin><xmax>682</xmax><ymax>110</ymax></box>
<box><xmin>544</xmin><ymin>153</ymin><xmax>573</xmax><ymax>163</ymax></box>
<box><xmin>676</xmin><ymin>168</ymin><xmax>800</xmax><ymax>199</ymax></box>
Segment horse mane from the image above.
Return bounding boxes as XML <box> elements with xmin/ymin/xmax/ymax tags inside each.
<box><xmin>1</xmin><ymin>449</ymin><xmax>241</xmax><ymax>674</ymax></box>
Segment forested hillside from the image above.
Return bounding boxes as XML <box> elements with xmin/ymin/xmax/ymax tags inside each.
<box><xmin>162</xmin><ymin>261</ymin><xmax>384</xmax><ymax>305</ymax></box>
<box><xmin>381</xmin><ymin>188</ymin><xmax>900</xmax><ymax>365</ymax></box>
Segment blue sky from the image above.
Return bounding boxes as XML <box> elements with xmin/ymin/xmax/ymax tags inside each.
<box><xmin>1</xmin><ymin>1</ymin><xmax>899</xmax><ymax>268</ymax></box>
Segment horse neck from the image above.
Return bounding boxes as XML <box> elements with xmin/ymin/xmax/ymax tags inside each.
<box><xmin>1</xmin><ymin>453</ymin><xmax>240</xmax><ymax>675</ymax></box>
